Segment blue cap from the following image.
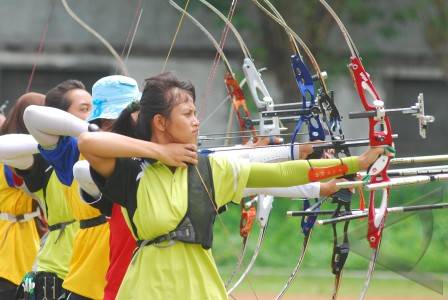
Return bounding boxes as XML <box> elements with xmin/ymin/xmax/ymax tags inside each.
<box><xmin>89</xmin><ymin>75</ymin><xmax>141</xmax><ymax>121</ymax></box>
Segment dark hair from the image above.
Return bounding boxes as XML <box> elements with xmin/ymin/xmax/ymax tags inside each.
<box><xmin>45</xmin><ymin>79</ymin><xmax>86</xmax><ymax>111</ymax></box>
<box><xmin>136</xmin><ymin>72</ymin><xmax>195</xmax><ymax>141</ymax></box>
<box><xmin>1</xmin><ymin>92</ymin><xmax>45</xmax><ymax>134</ymax></box>
<box><xmin>111</xmin><ymin>101</ymin><xmax>141</xmax><ymax>137</ymax></box>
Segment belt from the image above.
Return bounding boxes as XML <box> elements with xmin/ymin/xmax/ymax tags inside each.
<box><xmin>79</xmin><ymin>215</ymin><xmax>107</xmax><ymax>229</ymax></box>
<box><xmin>48</xmin><ymin>220</ymin><xmax>76</xmax><ymax>232</ymax></box>
<box><xmin>0</xmin><ymin>209</ymin><xmax>40</xmax><ymax>223</ymax></box>
<box><xmin>136</xmin><ymin>226</ymin><xmax>193</xmax><ymax>249</ymax></box>
<box><xmin>48</xmin><ymin>220</ymin><xmax>76</xmax><ymax>244</ymax></box>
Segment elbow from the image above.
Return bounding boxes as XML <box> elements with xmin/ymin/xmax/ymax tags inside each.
<box><xmin>23</xmin><ymin>105</ymin><xmax>41</xmax><ymax>132</ymax></box>
<box><xmin>78</xmin><ymin>132</ymin><xmax>93</xmax><ymax>154</ymax></box>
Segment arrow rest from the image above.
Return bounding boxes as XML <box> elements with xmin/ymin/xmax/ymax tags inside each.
<box><xmin>239</xmin><ymin>199</ymin><xmax>256</xmax><ymax>238</ymax></box>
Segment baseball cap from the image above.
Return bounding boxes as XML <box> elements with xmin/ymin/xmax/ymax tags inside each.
<box><xmin>89</xmin><ymin>75</ymin><xmax>141</xmax><ymax>121</ymax></box>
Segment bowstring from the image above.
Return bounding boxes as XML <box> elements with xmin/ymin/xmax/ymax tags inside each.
<box><xmin>199</xmin><ymin>0</ymin><xmax>239</xmax><ymax>121</ymax></box>
<box><xmin>165</xmin><ymin>2</ymin><xmax>260</xmax><ymax>297</ymax></box>
<box><xmin>26</xmin><ymin>0</ymin><xmax>57</xmax><ymax>93</ymax></box>
<box><xmin>161</xmin><ymin>0</ymin><xmax>191</xmax><ymax>73</ymax></box>
<box><xmin>61</xmin><ymin>0</ymin><xmax>128</xmax><ymax>76</ymax></box>
<box><xmin>116</xmin><ymin>0</ymin><xmax>144</xmax><ymax>73</ymax></box>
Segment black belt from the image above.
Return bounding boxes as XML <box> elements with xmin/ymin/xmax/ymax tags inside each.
<box><xmin>48</xmin><ymin>220</ymin><xmax>76</xmax><ymax>243</ymax></box>
<box><xmin>79</xmin><ymin>215</ymin><xmax>107</xmax><ymax>229</ymax></box>
<box><xmin>48</xmin><ymin>220</ymin><xmax>75</xmax><ymax>232</ymax></box>
<box><xmin>136</xmin><ymin>225</ymin><xmax>193</xmax><ymax>248</ymax></box>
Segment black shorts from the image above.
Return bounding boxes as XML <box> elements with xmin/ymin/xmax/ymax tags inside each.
<box><xmin>0</xmin><ymin>277</ymin><xmax>17</xmax><ymax>300</ymax></box>
<box><xmin>16</xmin><ymin>271</ymin><xmax>65</xmax><ymax>300</ymax></box>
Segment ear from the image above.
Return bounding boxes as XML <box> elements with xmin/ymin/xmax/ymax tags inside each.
<box><xmin>152</xmin><ymin>114</ymin><xmax>166</xmax><ymax>132</ymax></box>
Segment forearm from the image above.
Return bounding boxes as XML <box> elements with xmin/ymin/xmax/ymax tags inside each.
<box><xmin>73</xmin><ymin>160</ymin><xmax>101</xmax><ymax>198</ymax></box>
<box><xmin>78</xmin><ymin>132</ymin><xmax>162</xmax><ymax>160</ymax></box>
<box><xmin>24</xmin><ymin>105</ymin><xmax>89</xmax><ymax>147</ymax></box>
<box><xmin>243</xmin><ymin>182</ymin><xmax>320</xmax><ymax>198</ymax></box>
<box><xmin>212</xmin><ymin>144</ymin><xmax>295</xmax><ymax>162</ymax></box>
<box><xmin>0</xmin><ymin>134</ymin><xmax>38</xmax><ymax>168</ymax></box>
<box><xmin>247</xmin><ymin>157</ymin><xmax>360</xmax><ymax>188</ymax></box>
<box><xmin>211</xmin><ymin>142</ymin><xmax>315</xmax><ymax>162</ymax></box>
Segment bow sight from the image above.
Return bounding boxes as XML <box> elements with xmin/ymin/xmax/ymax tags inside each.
<box><xmin>349</xmin><ymin>93</ymin><xmax>435</xmax><ymax>139</ymax></box>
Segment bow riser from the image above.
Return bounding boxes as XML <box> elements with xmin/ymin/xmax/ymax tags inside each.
<box><xmin>224</xmin><ymin>73</ymin><xmax>259</xmax><ymax>143</ymax></box>
<box><xmin>367</xmin><ymin>188</ymin><xmax>389</xmax><ymax>249</ymax></box>
<box><xmin>349</xmin><ymin>57</ymin><xmax>394</xmax><ymax>147</ymax></box>
<box><xmin>243</xmin><ymin>58</ymin><xmax>282</xmax><ymax>139</ymax></box>
<box><xmin>292</xmin><ymin>55</ymin><xmax>325</xmax><ymax>141</ymax></box>
<box><xmin>349</xmin><ymin>56</ymin><xmax>393</xmax><ymax>251</ymax></box>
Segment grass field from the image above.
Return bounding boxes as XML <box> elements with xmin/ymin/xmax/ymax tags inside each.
<box><xmin>214</xmin><ymin>182</ymin><xmax>448</xmax><ymax>299</ymax></box>
<box><xmin>225</xmin><ymin>269</ymin><xmax>447</xmax><ymax>299</ymax></box>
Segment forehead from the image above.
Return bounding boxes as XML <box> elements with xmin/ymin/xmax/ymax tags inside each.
<box><xmin>170</xmin><ymin>87</ymin><xmax>193</xmax><ymax>102</ymax></box>
<box><xmin>174</xmin><ymin>97</ymin><xmax>195</xmax><ymax>110</ymax></box>
<box><xmin>65</xmin><ymin>89</ymin><xmax>92</xmax><ymax>105</ymax></box>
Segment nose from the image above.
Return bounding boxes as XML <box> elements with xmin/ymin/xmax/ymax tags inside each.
<box><xmin>192</xmin><ymin>115</ymin><xmax>200</xmax><ymax>127</ymax></box>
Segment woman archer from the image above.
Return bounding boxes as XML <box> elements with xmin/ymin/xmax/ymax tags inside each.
<box><xmin>79</xmin><ymin>72</ymin><xmax>388</xmax><ymax>300</ymax></box>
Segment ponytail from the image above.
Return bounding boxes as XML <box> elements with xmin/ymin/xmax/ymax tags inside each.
<box><xmin>111</xmin><ymin>101</ymin><xmax>140</xmax><ymax>138</ymax></box>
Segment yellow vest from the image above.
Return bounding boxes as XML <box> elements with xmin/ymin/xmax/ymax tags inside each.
<box><xmin>0</xmin><ymin>164</ymin><xmax>39</xmax><ymax>284</ymax></box>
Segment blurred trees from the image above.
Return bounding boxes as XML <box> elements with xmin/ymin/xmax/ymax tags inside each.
<box><xmin>190</xmin><ymin>0</ymin><xmax>448</xmax><ymax>99</ymax></box>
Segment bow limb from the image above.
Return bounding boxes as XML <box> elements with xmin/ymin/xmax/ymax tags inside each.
<box><xmin>254</xmin><ymin>0</ymin><xmax>344</xmax><ymax>144</ymax></box>
<box><xmin>250</xmin><ymin>0</ymin><xmax>325</xmax><ymax>160</ymax></box>
<box><xmin>60</xmin><ymin>0</ymin><xmax>128</xmax><ymax>76</ymax></box>
<box><xmin>168</xmin><ymin>3</ymin><xmax>264</xmax><ymax>296</ymax></box>
<box><xmin>198</xmin><ymin>0</ymin><xmax>283</xmax><ymax>143</ymax></box>
<box><xmin>318</xmin><ymin>0</ymin><xmax>393</xmax><ymax>247</ymax></box>
<box><xmin>225</xmin><ymin>193</ymin><xmax>275</xmax><ymax>293</ymax></box>
<box><xmin>318</xmin><ymin>1</ymin><xmax>393</xmax><ymax>299</ymax></box>
<box><xmin>196</xmin><ymin>2</ymin><xmax>294</xmax><ymax>292</ymax></box>
<box><xmin>169</xmin><ymin>1</ymin><xmax>259</xmax><ymax>145</ymax></box>
<box><xmin>167</xmin><ymin>2</ymin><xmax>263</xmax><ymax>298</ymax></box>
<box><xmin>252</xmin><ymin>2</ymin><xmax>361</xmax><ymax>299</ymax></box>
<box><xmin>200</xmin><ymin>0</ymin><xmax>239</xmax><ymax>127</ymax></box>
<box><xmin>262</xmin><ymin>5</ymin><xmax>347</xmax><ymax>146</ymax></box>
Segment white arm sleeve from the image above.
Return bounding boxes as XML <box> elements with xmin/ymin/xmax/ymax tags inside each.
<box><xmin>212</xmin><ymin>144</ymin><xmax>321</xmax><ymax>198</ymax></box>
<box><xmin>24</xmin><ymin>105</ymin><xmax>89</xmax><ymax>147</ymax></box>
<box><xmin>0</xmin><ymin>134</ymin><xmax>38</xmax><ymax>169</ymax></box>
<box><xmin>73</xmin><ymin>160</ymin><xmax>101</xmax><ymax>199</ymax></box>
<box><xmin>243</xmin><ymin>182</ymin><xmax>321</xmax><ymax>199</ymax></box>
<box><xmin>211</xmin><ymin>144</ymin><xmax>293</xmax><ymax>163</ymax></box>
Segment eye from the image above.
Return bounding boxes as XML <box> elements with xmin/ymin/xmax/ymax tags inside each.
<box><xmin>80</xmin><ymin>105</ymin><xmax>91</xmax><ymax>113</ymax></box>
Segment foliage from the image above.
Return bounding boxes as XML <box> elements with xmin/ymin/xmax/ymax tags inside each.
<box><xmin>181</xmin><ymin>0</ymin><xmax>448</xmax><ymax>99</ymax></box>
<box><xmin>213</xmin><ymin>182</ymin><xmax>448</xmax><ymax>274</ymax></box>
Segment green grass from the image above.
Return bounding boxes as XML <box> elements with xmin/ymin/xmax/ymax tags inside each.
<box><xmin>212</xmin><ymin>181</ymin><xmax>448</xmax><ymax>296</ymax></box>
<box><xmin>224</xmin><ymin>271</ymin><xmax>447</xmax><ymax>298</ymax></box>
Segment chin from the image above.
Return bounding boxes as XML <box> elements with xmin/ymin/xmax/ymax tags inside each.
<box><xmin>173</xmin><ymin>136</ymin><xmax>196</xmax><ymax>144</ymax></box>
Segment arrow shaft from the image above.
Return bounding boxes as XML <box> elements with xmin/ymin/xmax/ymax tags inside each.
<box><xmin>315</xmin><ymin>203</ymin><xmax>448</xmax><ymax>225</ymax></box>
<box><xmin>391</xmin><ymin>154</ymin><xmax>448</xmax><ymax>165</ymax></box>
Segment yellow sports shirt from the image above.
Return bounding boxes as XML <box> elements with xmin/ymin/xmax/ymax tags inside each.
<box><xmin>0</xmin><ymin>164</ymin><xmax>39</xmax><ymax>285</ymax></box>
